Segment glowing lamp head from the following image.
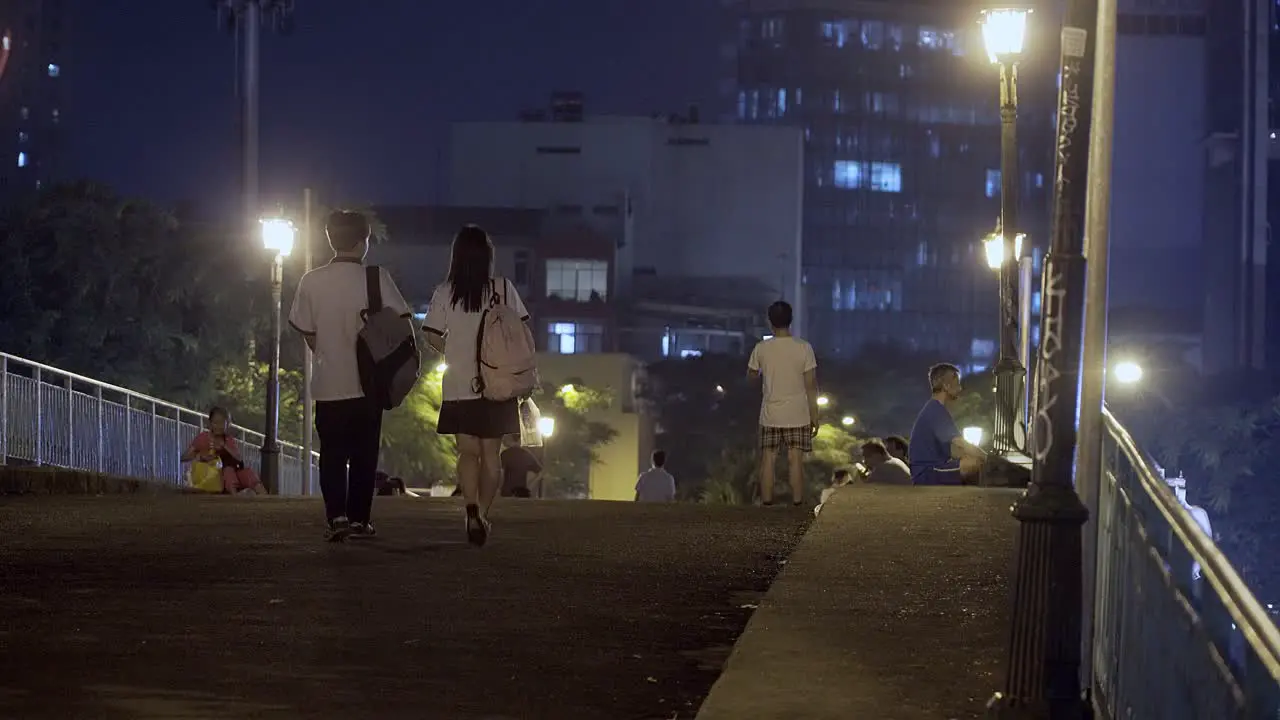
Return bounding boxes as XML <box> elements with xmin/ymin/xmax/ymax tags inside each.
<box><xmin>816</xmin><ymin>395</ymin><xmax>830</xmax><ymax>407</ymax></box>
<box><xmin>962</xmin><ymin>426</ymin><xmax>985</xmax><ymax>446</ymax></box>
<box><xmin>261</xmin><ymin>217</ymin><xmax>296</xmax><ymax>258</ymax></box>
<box><xmin>537</xmin><ymin>416</ymin><xmax>555</xmax><ymax>438</ymax></box>
<box><xmin>1113</xmin><ymin>361</ymin><xmax>1143</xmax><ymax>385</ymax></box>
<box><xmin>980</xmin><ymin>8</ymin><xmax>1031</xmax><ymax>64</ymax></box>
<box><xmin>983</xmin><ymin>232</ymin><xmax>1025</xmax><ymax>269</ymax></box>
<box><xmin>841</xmin><ymin>416</ymin><xmax>855</xmax><ymax>427</ymax></box>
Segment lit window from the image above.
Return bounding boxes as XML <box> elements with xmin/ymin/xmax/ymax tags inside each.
<box><xmin>547</xmin><ymin>322</ymin><xmax>604</xmax><ymax>355</ymax></box>
<box><xmin>545</xmin><ymin>259</ymin><xmax>608</xmax><ymax>302</ymax></box>
<box><xmin>1035</xmin><ymin>172</ymin><xmax>1045</xmax><ymax>188</ymax></box>
<box><xmin>737</xmin><ymin>91</ymin><xmax>747</xmax><ymax>119</ymax></box>
<box><xmin>861</xmin><ymin>20</ymin><xmax>883</xmax><ymax>49</ymax></box>
<box><xmin>919</xmin><ymin>27</ymin><xmax>940</xmax><ymax>48</ymax></box>
<box><xmin>832</xmin><ymin>161</ymin><xmax>902</xmax><ymax>192</ymax></box>
<box><xmin>17</xmin><ymin>131</ymin><xmax>27</xmax><ymax>143</ymax></box>
<box><xmin>776</xmin><ymin>88</ymin><xmax>787</xmax><ymax>115</ymax></box>
<box><xmin>17</xmin><ymin>151</ymin><xmax>27</xmax><ymax>168</ymax></box>
<box><xmin>986</xmin><ymin>169</ymin><xmax>1001</xmax><ymax>198</ymax></box>
<box><xmin>1032</xmin><ymin>292</ymin><xmax>1042</xmax><ymax>314</ymax></box>
<box><xmin>820</xmin><ymin>20</ymin><xmax>850</xmax><ymax>48</ymax></box>
<box><xmin>970</xmin><ymin>338</ymin><xmax>997</xmax><ymax>358</ymax></box>
<box><xmin>762</xmin><ymin>17</ymin><xmax>784</xmax><ymax>40</ymax></box>
<box><xmin>47</xmin><ymin>63</ymin><xmax>60</xmax><ymax>77</ymax></box>
<box><xmin>19</xmin><ymin>106</ymin><xmax>28</xmax><ymax>120</ymax></box>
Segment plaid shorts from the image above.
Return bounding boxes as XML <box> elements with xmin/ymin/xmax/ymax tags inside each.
<box><xmin>760</xmin><ymin>425</ymin><xmax>813</xmax><ymax>453</ymax></box>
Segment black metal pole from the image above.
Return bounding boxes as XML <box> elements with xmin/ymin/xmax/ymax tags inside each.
<box><xmin>993</xmin><ymin>60</ymin><xmax>1024</xmax><ymax>456</ymax></box>
<box><xmin>263</xmin><ymin>255</ymin><xmax>283</xmax><ymax>494</ymax></box>
<box><xmin>987</xmin><ymin>0</ymin><xmax>1096</xmax><ymax>717</ymax></box>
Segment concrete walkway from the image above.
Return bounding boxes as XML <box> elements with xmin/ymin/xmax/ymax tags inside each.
<box><xmin>696</xmin><ymin>485</ymin><xmax>1019</xmax><ymax>720</ymax></box>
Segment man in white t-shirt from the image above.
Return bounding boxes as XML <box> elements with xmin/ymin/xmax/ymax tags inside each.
<box><xmin>747</xmin><ymin>301</ymin><xmax>819</xmax><ymax>506</ymax></box>
<box><xmin>288</xmin><ymin>210</ymin><xmax>414</xmax><ymax>542</ymax></box>
<box><xmin>634</xmin><ymin>450</ymin><xmax>677</xmax><ymax>502</ymax></box>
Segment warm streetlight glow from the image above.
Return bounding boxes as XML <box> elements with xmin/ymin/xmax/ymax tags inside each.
<box><xmin>538</xmin><ymin>416</ymin><xmax>555</xmax><ymax>438</ymax></box>
<box><xmin>841</xmin><ymin>416</ymin><xmax>855</xmax><ymax>427</ymax></box>
<box><xmin>260</xmin><ymin>217</ymin><xmax>296</xmax><ymax>257</ymax></box>
<box><xmin>560</xmin><ymin>384</ymin><xmax>575</xmax><ymax>395</ymax></box>
<box><xmin>435</xmin><ymin>362</ymin><xmax>447</xmax><ymax>373</ymax></box>
<box><xmin>1114</xmin><ymin>360</ymin><xmax>1143</xmax><ymax>385</ymax></box>
<box><xmin>980</xmin><ymin>8</ymin><xmax>1031</xmax><ymax>64</ymax></box>
<box><xmin>963</xmin><ymin>426</ymin><xmax>985</xmax><ymax>446</ymax></box>
<box><xmin>983</xmin><ymin>232</ymin><xmax>1025</xmax><ymax>269</ymax></box>
<box><xmin>816</xmin><ymin>395</ymin><xmax>830</xmax><ymax>407</ymax></box>
<box><xmin>715</xmin><ymin>384</ymin><xmax>725</xmax><ymax>393</ymax></box>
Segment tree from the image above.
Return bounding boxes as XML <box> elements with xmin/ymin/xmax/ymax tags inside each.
<box><xmin>0</xmin><ymin>182</ymin><xmax>249</xmax><ymax>405</ymax></box>
<box><xmin>534</xmin><ymin>382</ymin><xmax>618</xmax><ymax>498</ymax></box>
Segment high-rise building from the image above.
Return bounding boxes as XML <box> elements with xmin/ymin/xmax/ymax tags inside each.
<box><xmin>719</xmin><ymin>0</ymin><xmax>1056</xmax><ymax>366</ymax></box>
<box><xmin>0</xmin><ymin>0</ymin><xmax>64</xmax><ymax>199</ymax></box>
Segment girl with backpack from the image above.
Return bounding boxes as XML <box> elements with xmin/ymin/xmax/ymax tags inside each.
<box><xmin>421</xmin><ymin>224</ymin><xmax>537</xmax><ymax>547</ymax></box>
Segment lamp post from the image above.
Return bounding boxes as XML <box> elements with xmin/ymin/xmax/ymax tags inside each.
<box><xmin>987</xmin><ymin>0</ymin><xmax>1097</xmax><ymax>713</ymax></box>
<box><xmin>984</xmin><ymin>231</ymin><xmax>1035</xmax><ymax>446</ymax></box>
<box><xmin>981</xmin><ymin>7</ymin><xmax>1030</xmax><ymax>457</ymax></box>
<box><xmin>260</xmin><ymin>217</ymin><xmax>296</xmax><ymax>494</ymax></box>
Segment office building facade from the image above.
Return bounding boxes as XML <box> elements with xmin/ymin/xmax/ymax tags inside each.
<box><xmin>720</xmin><ymin>0</ymin><xmax>1056</xmax><ymax>366</ymax></box>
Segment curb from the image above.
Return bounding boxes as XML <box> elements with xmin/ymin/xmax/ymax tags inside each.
<box><xmin>0</xmin><ymin>466</ymin><xmax>185</xmax><ymax>496</ymax></box>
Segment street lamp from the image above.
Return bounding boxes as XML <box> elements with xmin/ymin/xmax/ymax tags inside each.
<box><xmin>983</xmin><ymin>231</ymin><xmax>1025</xmax><ymax>270</ymax></box>
<box><xmin>980</xmin><ymin>6</ymin><xmax>1031</xmax><ymax>458</ymax></box>
<box><xmin>962</xmin><ymin>426</ymin><xmax>985</xmax><ymax>446</ymax></box>
<box><xmin>841</xmin><ymin>416</ymin><xmax>855</xmax><ymax>427</ymax></box>
<box><xmin>538</xmin><ymin>416</ymin><xmax>555</xmax><ymax>439</ymax></box>
<box><xmin>816</xmin><ymin>395</ymin><xmax>830</xmax><ymax>407</ymax></box>
<box><xmin>260</xmin><ymin>216</ymin><xmax>295</xmax><ymax>494</ymax></box>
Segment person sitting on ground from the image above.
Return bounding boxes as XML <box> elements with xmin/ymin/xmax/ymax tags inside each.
<box><xmin>907</xmin><ymin>363</ymin><xmax>986</xmax><ymax>485</ymax></box>
<box><xmin>181</xmin><ymin>407</ymin><xmax>264</xmax><ymax>495</ymax></box>
<box><xmin>857</xmin><ymin>438</ymin><xmax>912</xmax><ymax>485</ymax></box>
<box><xmin>635</xmin><ymin>450</ymin><xmax>677</xmax><ymax>502</ymax></box>
<box><xmin>375</xmin><ymin>471</ymin><xmax>407</xmax><ymax>496</ymax></box>
<box><xmin>884</xmin><ymin>435</ymin><xmax>909</xmax><ymax>464</ymax></box>
<box><xmin>499</xmin><ymin>435</ymin><xmax>543</xmax><ymax>498</ymax></box>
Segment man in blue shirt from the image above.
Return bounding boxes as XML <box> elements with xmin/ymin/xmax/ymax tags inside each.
<box><xmin>907</xmin><ymin>363</ymin><xmax>986</xmax><ymax>485</ymax></box>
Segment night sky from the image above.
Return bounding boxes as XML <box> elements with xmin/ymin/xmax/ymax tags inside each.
<box><xmin>62</xmin><ymin>0</ymin><xmax>720</xmax><ymax>213</ymax></box>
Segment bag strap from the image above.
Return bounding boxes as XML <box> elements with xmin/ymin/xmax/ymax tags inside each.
<box><xmin>364</xmin><ymin>265</ymin><xmax>384</xmax><ymax>317</ymax></box>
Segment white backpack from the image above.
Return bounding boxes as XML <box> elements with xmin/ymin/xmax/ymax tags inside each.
<box><xmin>471</xmin><ymin>278</ymin><xmax>538</xmax><ymax>401</ymax></box>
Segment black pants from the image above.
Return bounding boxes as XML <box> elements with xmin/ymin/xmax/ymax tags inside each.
<box><xmin>315</xmin><ymin>397</ymin><xmax>383</xmax><ymax>524</ymax></box>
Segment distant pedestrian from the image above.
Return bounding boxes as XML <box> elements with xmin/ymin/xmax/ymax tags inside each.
<box><xmin>422</xmin><ymin>224</ymin><xmax>533</xmax><ymax>546</ymax></box>
<box><xmin>500</xmin><ymin>435</ymin><xmax>543</xmax><ymax>498</ymax></box>
<box><xmin>289</xmin><ymin>210</ymin><xmax>414</xmax><ymax>542</ymax></box>
<box><xmin>884</xmin><ymin>435</ymin><xmax>909</xmax><ymax>464</ymax></box>
<box><xmin>747</xmin><ymin>301</ymin><xmax>819</xmax><ymax>506</ymax></box>
<box><xmin>634</xmin><ymin>450</ymin><xmax>677</xmax><ymax>502</ymax></box>
<box><xmin>858</xmin><ymin>438</ymin><xmax>912</xmax><ymax>485</ymax></box>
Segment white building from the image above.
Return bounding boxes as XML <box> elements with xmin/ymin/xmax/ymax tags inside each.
<box><xmin>447</xmin><ymin>110</ymin><xmax>806</xmax><ymax>339</ymax></box>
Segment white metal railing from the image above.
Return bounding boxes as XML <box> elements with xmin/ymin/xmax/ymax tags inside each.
<box><xmin>0</xmin><ymin>352</ymin><xmax>317</xmax><ymax>495</ymax></box>
<box><xmin>1093</xmin><ymin>408</ymin><xmax>1280</xmax><ymax>718</ymax></box>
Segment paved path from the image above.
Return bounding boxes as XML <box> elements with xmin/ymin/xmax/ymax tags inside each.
<box><xmin>697</xmin><ymin>485</ymin><xmax>1019</xmax><ymax>720</ymax></box>
<box><xmin>0</xmin><ymin>496</ymin><xmax>810</xmax><ymax>719</ymax></box>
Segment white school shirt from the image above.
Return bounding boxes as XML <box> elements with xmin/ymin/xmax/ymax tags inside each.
<box><xmin>288</xmin><ymin>258</ymin><xmax>412</xmax><ymax>402</ymax></box>
<box><xmin>747</xmin><ymin>336</ymin><xmax>817</xmax><ymax>428</ymax></box>
<box><xmin>421</xmin><ymin>278</ymin><xmax>529</xmax><ymax>402</ymax></box>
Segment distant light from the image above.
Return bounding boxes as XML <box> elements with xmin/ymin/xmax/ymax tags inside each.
<box><xmin>435</xmin><ymin>362</ymin><xmax>447</xmax><ymax>373</ymax></box>
<box><xmin>560</xmin><ymin>384</ymin><xmax>575</xmax><ymax>395</ymax></box>
<box><xmin>763</xmin><ymin>334</ymin><xmax>774</xmax><ymax>340</ymax></box>
<box><xmin>963</xmin><ymin>426</ymin><xmax>985</xmax><ymax>446</ymax></box>
<box><xmin>1114</xmin><ymin>360</ymin><xmax>1143</xmax><ymax>385</ymax></box>
<box><xmin>841</xmin><ymin>416</ymin><xmax>855</xmax><ymax>426</ymax></box>
<box><xmin>817</xmin><ymin>395</ymin><xmax>830</xmax><ymax>407</ymax></box>
<box><xmin>715</xmin><ymin>384</ymin><xmax>725</xmax><ymax>393</ymax></box>
<box><xmin>46</xmin><ymin>63</ymin><xmax>59</xmax><ymax>78</ymax></box>
<box><xmin>260</xmin><ymin>217</ymin><xmax>296</xmax><ymax>257</ymax></box>
<box><xmin>16</xmin><ymin>151</ymin><xmax>26</xmax><ymax>168</ymax></box>
<box><xmin>983</xmin><ymin>232</ymin><xmax>1025</xmax><ymax>269</ymax></box>
<box><xmin>979</xmin><ymin>8</ymin><xmax>1031</xmax><ymax>64</ymax></box>
<box><xmin>538</xmin><ymin>416</ymin><xmax>555</xmax><ymax>438</ymax></box>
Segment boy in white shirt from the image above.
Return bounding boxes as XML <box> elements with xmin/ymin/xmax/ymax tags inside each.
<box><xmin>747</xmin><ymin>301</ymin><xmax>819</xmax><ymax>506</ymax></box>
<box><xmin>288</xmin><ymin>211</ymin><xmax>414</xmax><ymax>542</ymax></box>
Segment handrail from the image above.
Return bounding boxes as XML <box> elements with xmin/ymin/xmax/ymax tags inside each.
<box><xmin>1102</xmin><ymin>407</ymin><xmax>1280</xmax><ymax>675</ymax></box>
<box><xmin>1</xmin><ymin>351</ymin><xmax>316</xmax><ymax>460</ymax></box>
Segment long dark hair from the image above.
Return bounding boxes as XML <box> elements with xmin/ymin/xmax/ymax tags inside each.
<box><xmin>448</xmin><ymin>224</ymin><xmax>494</xmax><ymax>312</ymax></box>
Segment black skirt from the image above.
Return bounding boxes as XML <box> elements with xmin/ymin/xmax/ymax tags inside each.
<box><xmin>436</xmin><ymin>398</ymin><xmax>520</xmax><ymax>439</ymax></box>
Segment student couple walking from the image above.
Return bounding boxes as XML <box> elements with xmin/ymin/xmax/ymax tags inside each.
<box><xmin>289</xmin><ymin>211</ymin><xmax>535</xmax><ymax>545</ymax></box>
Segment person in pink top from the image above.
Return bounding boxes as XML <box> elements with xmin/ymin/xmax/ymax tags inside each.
<box><xmin>182</xmin><ymin>407</ymin><xmax>264</xmax><ymax>495</ymax></box>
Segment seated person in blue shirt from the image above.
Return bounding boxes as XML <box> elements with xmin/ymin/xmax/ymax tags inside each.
<box><xmin>907</xmin><ymin>363</ymin><xmax>987</xmax><ymax>485</ymax></box>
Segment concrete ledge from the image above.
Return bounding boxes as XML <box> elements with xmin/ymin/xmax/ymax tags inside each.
<box><xmin>696</xmin><ymin>484</ymin><xmax>1020</xmax><ymax>720</ymax></box>
<box><xmin>0</xmin><ymin>466</ymin><xmax>183</xmax><ymax>495</ymax></box>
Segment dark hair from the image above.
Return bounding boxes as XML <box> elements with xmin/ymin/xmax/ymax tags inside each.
<box><xmin>861</xmin><ymin>438</ymin><xmax>889</xmax><ymax>460</ymax></box>
<box><xmin>448</xmin><ymin>224</ymin><xmax>495</xmax><ymax>313</ymax></box>
<box><xmin>884</xmin><ymin>435</ymin><xmax>909</xmax><ymax>457</ymax></box>
<box><xmin>767</xmin><ymin>300</ymin><xmax>793</xmax><ymax>329</ymax></box>
<box><xmin>928</xmin><ymin>363</ymin><xmax>961</xmax><ymax>392</ymax></box>
<box><xmin>652</xmin><ymin>450</ymin><xmax>667</xmax><ymax>468</ymax></box>
<box><xmin>833</xmin><ymin>469</ymin><xmax>852</xmax><ymax>482</ymax></box>
<box><xmin>326</xmin><ymin>210</ymin><xmax>371</xmax><ymax>252</ymax></box>
<box><xmin>208</xmin><ymin>406</ymin><xmax>229</xmax><ymax>421</ymax></box>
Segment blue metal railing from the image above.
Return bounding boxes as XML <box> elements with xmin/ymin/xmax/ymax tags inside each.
<box><xmin>1093</xmin><ymin>408</ymin><xmax>1280</xmax><ymax>718</ymax></box>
